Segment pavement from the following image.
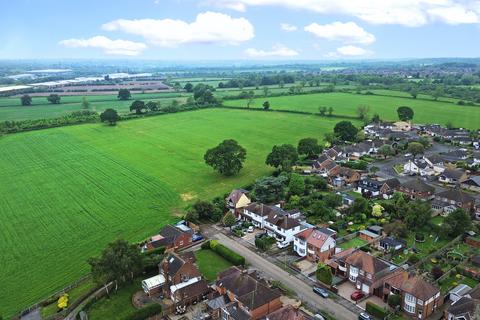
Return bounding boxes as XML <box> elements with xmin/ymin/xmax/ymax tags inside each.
<box><xmin>210</xmin><ymin>230</ymin><xmax>360</xmax><ymax>320</ymax></box>
<box><xmin>20</xmin><ymin>309</ymin><xmax>41</xmax><ymax>320</ymax></box>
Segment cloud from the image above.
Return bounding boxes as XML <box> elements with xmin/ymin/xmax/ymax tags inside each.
<box><xmin>281</xmin><ymin>23</ymin><xmax>298</xmax><ymax>32</ymax></box>
<box><xmin>59</xmin><ymin>36</ymin><xmax>147</xmax><ymax>56</ymax></box>
<box><xmin>102</xmin><ymin>11</ymin><xmax>254</xmax><ymax>47</ymax></box>
<box><xmin>244</xmin><ymin>45</ymin><xmax>299</xmax><ymax>58</ymax></box>
<box><xmin>326</xmin><ymin>45</ymin><xmax>373</xmax><ymax>57</ymax></box>
<box><xmin>304</xmin><ymin>21</ymin><xmax>375</xmax><ymax>44</ymax></box>
<box><xmin>211</xmin><ymin>0</ymin><xmax>480</xmax><ymax>26</ymax></box>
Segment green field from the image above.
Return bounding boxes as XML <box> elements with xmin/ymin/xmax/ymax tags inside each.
<box><xmin>224</xmin><ymin>92</ymin><xmax>480</xmax><ymax>129</ymax></box>
<box><xmin>0</xmin><ymin>92</ymin><xmax>188</xmax><ymax>121</ymax></box>
<box><xmin>0</xmin><ymin>108</ymin><xmax>347</xmax><ymax>316</ymax></box>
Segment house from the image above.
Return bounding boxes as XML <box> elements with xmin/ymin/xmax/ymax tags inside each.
<box><xmin>343</xmin><ymin>143</ymin><xmax>371</xmax><ymax>159</ymax></box>
<box><xmin>442</xmin><ymin>150</ymin><xmax>469</xmax><ymax>163</ymax></box>
<box><xmin>424</xmin><ymin>154</ymin><xmax>446</xmax><ymax>174</ymax></box>
<box><xmin>392</xmin><ymin>121</ymin><xmax>412</xmax><ymax>132</ymax></box>
<box><xmin>215</xmin><ymin>266</ymin><xmax>282</xmax><ymax>320</ymax></box>
<box><xmin>356</xmin><ymin>178</ymin><xmax>400</xmax><ymax>199</ymax></box>
<box><xmin>383</xmin><ymin>271</ymin><xmax>442</xmax><ymax>319</ymax></box>
<box><xmin>143</xmin><ymin>223</ymin><xmax>193</xmax><ymax>252</ymax></box>
<box><xmin>452</xmin><ymin>136</ymin><xmax>473</xmax><ymax>146</ymax></box>
<box><xmin>439</xmin><ymin>169</ymin><xmax>469</xmax><ymax>185</ymax></box>
<box><xmin>340</xmin><ymin>193</ymin><xmax>356</xmax><ymax>206</ymax></box>
<box><xmin>242</xmin><ymin>203</ymin><xmax>303</xmax><ymax>246</ymax></box>
<box><xmin>159</xmin><ymin>252</ymin><xmax>201</xmax><ymax>297</ymax></box>
<box><xmin>434</xmin><ymin>189</ymin><xmax>475</xmax><ymax>213</ymax></box>
<box><xmin>329</xmin><ymin>167</ymin><xmax>361</xmax><ymax>187</ymax></box>
<box><xmin>398</xmin><ymin>179</ymin><xmax>435</xmax><ymax>200</ymax></box>
<box><xmin>445</xmin><ymin>295</ymin><xmax>480</xmax><ymax>320</ymax></box>
<box><xmin>378</xmin><ymin>237</ymin><xmax>406</xmax><ymax>252</ymax></box>
<box><xmin>404</xmin><ymin>159</ymin><xmax>436</xmax><ymax>176</ymax></box>
<box><xmin>461</xmin><ymin>176</ymin><xmax>480</xmax><ymax>192</ymax></box>
<box><xmin>323</xmin><ymin>146</ymin><xmax>342</xmax><ymax>160</ymax></box>
<box><xmin>226</xmin><ymin>189</ymin><xmax>251</xmax><ymax>215</ymax></box>
<box><xmin>265</xmin><ymin>305</ymin><xmax>312</xmax><ymax>320</ymax></box>
<box><xmin>170</xmin><ymin>277</ymin><xmax>209</xmax><ymax>305</ymax></box>
<box><xmin>293</xmin><ymin>227</ymin><xmax>337</xmax><ymax>262</ymax></box>
<box><xmin>328</xmin><ymin>249</ymin><xmax>396</xmax><ymax>296</ymax></box>
<box><xmin>431</xmin><ymin>200</ymin><xmax>458</xmax><ymax>215</ymax></box>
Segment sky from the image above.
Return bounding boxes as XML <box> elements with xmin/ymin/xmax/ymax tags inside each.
<box><xmin>1</xmin><ymin>0</ymin><xmax>480</xmax><ymax>60</ymax></box>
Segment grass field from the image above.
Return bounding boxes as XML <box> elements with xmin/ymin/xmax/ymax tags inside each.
<box><xmin>223</xmin><ymin>92</ymin><xmax>480</xmax><ymax>129</ymax></box>
<box><xmin>0</xmin><ymin>108</ymin><xmax>347</xmax><ymax>316</ymax></box>
<box><xmin>0</xmin><ymin>92</ymin><xmax>188</xmax><ymax>121</ymax></box>
<box><xmin>195</xmin><ymin>249</ymin><xmax>233</xmax><ymax>281</ymax></box>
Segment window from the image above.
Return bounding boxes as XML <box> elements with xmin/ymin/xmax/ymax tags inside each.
<box><xmin>405</xmin><ymin>293</ymin><xmax>416</xmax><ymax>304</ymax></box>
<box><xmin>404</xmin><ymin>303</ymin><xmax>415</xmax><ymax>314</ymax></box>
<box><xmin>385</xmin><ymin>283</ymin><xmax>390</xmax><ymax>289</ymax></box>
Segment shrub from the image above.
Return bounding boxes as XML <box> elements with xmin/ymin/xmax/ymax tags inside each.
<box><xmin>144</xmin><ymin>246</ymin><xmax>165</xmax><ymax>256</ymax></box>
<box><xmin>316</xmin><ymin>263</ymin><xmax>333</xmax><ymax>285</ymax></box>
<box><xmin>201</xmin><ymin>240</ymin><xmax>211</xmax><ymax>250</ymax></box>
<box><xmin>431</xmin><ymin>266</ymin><xmax>444</xmax><ymax>280</ymax></box>
<box><xmin>128</xmin><ymin>303</ymin><xmax>162</xmax><ymax>320</ymax></box>
<box><xmin>366</xmin><ymin>301</ymin><xmax>388</xmax><ymax>319</ymax></box>
<box><xmin>209</xmin><ymin>242</ymin><xmax>245</xmax><ymax>265</ymax></box>
<box><xmin>387</xmin><ymin>294</ymin><xmax>401</xmax><ymax>308</ymax></box>
<box><xmin>255</xmin><ymin>236</ymin><xmax>275</xmax><ymax>251</ymax></box>
<box><xmin>407</xmin><ymin>254</ymin><xmax>419</xmax><ymax>264</ymax></box>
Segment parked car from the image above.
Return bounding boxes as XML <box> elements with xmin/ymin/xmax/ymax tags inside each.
<box><xmin>351</xmin><ymin>291</ymin><xmax>364</xmax><ymax>301</ymax></box>
<box><xmin>192</xmin><ymin>234</ymin><xmax>204</xmax><ymax>242</ymax></box>
<box><xmin>255</xmin><ymin>232</ymin><xmax>268</xmax><ymax>239</ymax></box>
<box><xmin>358</xmin><ymin>313</ymin><xmax>371</xmax><ymax>320</ymax></box>
<box><xmin>314</xmin><ymin>314</ymin><xmax>325</xmax><ymax>320</ymax></box>
<box><xmin>247</xmin><ymin>226</ymin><xmax>254</xmax><ymax>233</ymax></box>
<box><xmin>313</xmin><ymin>286</ymin><xmax>329</xmax><ymax>298</ymax></box>
<box><xmin>277</xmin><ymin>241</ymin><xmax>289</xmax><ymax>249</ymax></box>
<box><xmin>404</xmin><ymin>153</ymin><xmax>412</xmax><ymax>157</ymax></box>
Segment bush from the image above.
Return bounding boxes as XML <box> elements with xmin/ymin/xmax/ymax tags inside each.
<box><xmin>212</xmin><ymin>242</ymin><xmax>245</xmax><ymax>265</ymax></box>
<box><xmin>366</xmin><ymin>301</ymin><xmax>388</xmax><ymax>319</ymax></box>
<box><xmin>316</xmin><ymin>263</ymin><xmax>333</xmax><ymax>285</ymax></box>
<box><xmin>432</xmin><ymin>266</ymin><xmax>444</xmax><ymax>280</ymax></box>
<box><xmin>255</xmin><ymin>236</ymin><xmax>275</xmax><ymax>251</ymax></box>
<box><xmin>201</xmin><ymin>240</ymin><xmax>211</xmax><ymax>250</ymax></box>
<box><xmin>128</xmin><ymin>303</ymin><xmax>162</xmax><ymax>320</ymax></box>
<box><xmin>387</xmin><ymin>294</ymin><xmax>401</xmax><ymax>308</ymax></box>
<box><xmin>407</xmin><ymin>254</ymin><xmax>419</xmax><ymax>264</ymax></box>
<box><xmin>144</xmin><ymin>246</ymin><xmax>165</xmax><ymax>256</ymax></box>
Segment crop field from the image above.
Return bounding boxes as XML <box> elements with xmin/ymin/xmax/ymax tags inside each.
<box><xmin>0</xmin><ymin>92</ymin><xmax>188</xmax><ymax>121</ymax></box>
<box><xmin>0</xmin><ymin>108</ymin><xmax>347</xmax><ymax>316</ymax></box>
<box><xmin>224</xmin><ymin>92</ymin><xmax>480</xmax><ymax>129</ymax></box>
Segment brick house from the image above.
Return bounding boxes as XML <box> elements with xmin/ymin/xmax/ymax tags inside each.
<box><xmin>144</xmin><ymin>224</ymin><xmax>193</xmax><ymax>252</ymax></box>
<box><xmin>293</xmin><ymin>227</ymin><xmax>337</xmax><ymax>262</ymax></box>
<box><xmin>434</xmin><ymin>189</ymin><xmax>475</xmax><ymax>213</ymax></box>
<box><xmin>215</xmin><ymin>267</ymin><xmax>282</xmax><ymax>320</ymax></box>
<box><xmin>398</xmin><ymin>179</ymin><xmax>435</xmax><ymax>200</ymax></box>
<box><xmin>329</xmin><ymin>167</ymin><xmax>361</xmax><ymax>187</ymax></box>
<box><xmin>383</xmin><ymin>271</ymin><xmax>442</xmax><ymax>319</ymax></box>
<box><xmin>160</xmin><ymin>252</ymin><xmax>201</xmax><ymax>297</ymax></box>
<box><xmin>356</xmin><ymin>178</ymin><xmax>400</xmax><ymax>199</ymax></box>
<box><xmin>265</xmin><ymin>305</ymin><xmax>312</xmax><ymax>320</ymax></box>
<box><xmin>226</xmin><ymin>189</ymin><xmax>251</xmax><ymax>218</ymax></box>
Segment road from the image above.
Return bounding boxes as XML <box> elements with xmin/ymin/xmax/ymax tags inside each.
<box><xmin>212</xmin><ymin>232</ymin><xmax>359</xmax><ymax>320</ymax></box>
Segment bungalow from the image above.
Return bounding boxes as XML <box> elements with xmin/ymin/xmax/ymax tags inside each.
<box><xmin>378</xmin><ymin>237</ymin><xmax>406</xmax><ymax>252</ymax></box>
<box><xmin>438</xmin><ymin>169</ymin><xmax>469</xmax><ymax>185</ymax></box>
<box><xmin>424</xmin><ymin>154</ymin><xmax>446</xmax><ymax>174</ymax></box>
<box><xmin>323</xmin><ymin>146</ymin><xmax>342</xmax><ymax>160</ymax></box>
<box><xmin>215</xmin><ymin>266</ymin><xmax>282</xmax><ymax>320</ymax></box>
<box><xmin>434</xmin><ymin>189</ymin><xmax>475</xmax><ymax>213</ymax></box>
<box><xmin>383</xmin><ymin>271</ymin><xmax>442</xmax><ymax>319</ymax></box>
<box><xmin>293</xmin><ymin>227</ymin><xmax>337</xmax><ymax>262</ymax></box>
<box><xmin>442</xmin><ymin>150</ymin><xmax>469</xmax><ymax>163</ymax></box>
<box><xmin>398</xmin><ymin>179</ymin><xmax>435</xmax><ymax>200</ymax></box>
<box><xmin>343</xmin><ymin>142</ymin><xmax>371</xmax><ymax>159</ymax></box>
<box><xmin>404</xmin><ymin>159</ymin><xmax>435</xmax><ymax>176</ymax></box>
<box><xmin>452</xmin><ymin>136</ymin><xmax>473</xmax><ymax>146</ymax></box>
<box><xmin>329</xmin><ymin>167</ymin><xmax>361</xmax><ymax>187</ymax></box>
<box><xmin>226</xmin><ymin>189</ymin><xmax>251</xmax><ymax>216</ymax></box>
<box><xmin>461</xmin><ymin>176</ymin><xmax>480</xmax><ymax>192</ymax></box>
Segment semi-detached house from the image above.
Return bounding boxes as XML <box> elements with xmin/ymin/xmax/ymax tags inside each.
<box><xmin>293</xmin><ymin>227</ymin><xmax>337</xmax><ymax>262</ymax></box>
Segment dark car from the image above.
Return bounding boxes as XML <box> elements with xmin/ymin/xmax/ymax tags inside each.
<box><xmin>350</xmin><ymin>290</ymin><xmax>364</xmax><ymax>301</ymax></box>
<box><xmin>358</xmin><ymin>313</ymin><xmax>371</xmax><ymax>320</ymax></box>
<box><xmin>255</xmin><ymin>232</ymin><xmax>268</xmax><ymax>239</ymax></box>
<box><xmin>313</xmin><ymin>286</ymin><xmax>329</xmax><ymax>298</ymax></box>
<box><xmin>192</xmin><ymin>234</ymin><xmax>204</xmax><ymax>242</ymax></box>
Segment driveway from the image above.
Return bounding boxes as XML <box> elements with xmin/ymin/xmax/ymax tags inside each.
<box><xmin>211</xmin><ymin>232</ymin><xmax>359</xmax><ymax>320</ymax></box>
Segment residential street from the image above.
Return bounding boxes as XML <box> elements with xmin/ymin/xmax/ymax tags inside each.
<box><xmin>210</xmin><ymin>231</ymin><xmax>359</xmax><ymax>320</ymax></box>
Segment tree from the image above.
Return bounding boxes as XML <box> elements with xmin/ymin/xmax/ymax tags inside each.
<box><xmin>129</xmin><ymin>100</ymin><xmax>146</xmax><ymax>114</ymax></box>
<box><xmin>323</xmin><ymin>193</ymin><xmax>342</xmax><ymax>208</ymax></box>
<box><xmin>356</xmin><ymin>105</ymin><xmax>370</xmax><ymax>121</ymax></box>
<box><xmin>263</xmin><ymin>101</ymin><xmax>270</xmax><ymax>110</ymax></box>
<box><xmin>409</xmin><ymin>88</ymin><xmax>418</xmax><ymax>99</ymax></box>
<box><xmin>334</xmin><ymin>121</ymin><xmax>358</xmax><ymax>142</ymax></box>
<box><xmin>88</xmin><ymin>239</ymin><xmax>143</xmax><ymax>291</ymax></box>
<box><xmin>185</xmin><ymin>209</ymin><xmax>199</xmax><ymax>223</ymax></box>
<box><xmin>266</xmin><ymin>144</ymin><xmax>298</xmax><ymax>171</ymax></box>
<box><xmin>288</xmin><ymin>173</ymin><xmax>305</xmax><ymax>196</ymax></box>
<box><xmin>384</xmin><ymin>220</ymin><xmax>408</xmax><ymax>238</ymax></box>
<box><xmin>318</xmin><ymin>106</ymin><xmax>327</xmax><ymax>116</ymax></box>
<box><xmin>327</xmin><ymin>106</ymin><xmax>334</xmax><ymax>116</ymax></box>
<box><xmin>193</xmin><ymin>84</ymin><xmax>217</xmax><ymax>105</ymax></box>
<box><xmin>223</xmin><ymin>211</ymin><xmax>236</xmax><ymax>229</ymax></box>
<box><xmin>418</xmin><ymin>137</ymin><xmax>431</xmax><ymax>149</ymax></box>
<box><xmin>397</xmin><ymin>106</ymin><xmax>414</xmax><ymax>121</ymax></box>
<box><xmin>246</xmin><ymin>90</ymin><xmax>255</xmax><ymax>108</ymax></box>
<box><xmin>21</xmin><ymin>94</ymin><xmax>32</xmax><ymax>106</ymax></box>
<box><xmin>324</xmin><ymin>132</ymin><xmax>338</xmax><ymax>146</ymax></box>
<box><xmin>356</xmin><ymin>130</ymin><xmax>366</xmax><ymax>142</ymax></box>
<box><xmin>442</xmin><ymin>208</ymin><xmax>472</xmax><ymax>237</ymax></box>
<box><xmin>378</xmin><ymin>145</ymin><xmax>394</xmax><ymax>159</ymax></box>
<box><xmin>117</xmin><ymin>89</ymin><xmax>131</xmax><ymax>100</ymax></box>
<box><xmin>146</xmin><ymin>101</ymin><xmax>159</xmax><ymax>112</ymax></box>
<box><xmin>81</xmin><ymin>97</ymin><xmax>90</xmax><ymax>110</ymax></box>
<box><xmin>297</xmin><ymin>138</ymin><xmax>322</xmax><ymax>159</ymax></box>
<box><xmin>173</xmin><ymin>82</ymin><xmax>182</xmax><ymax>92</ymax></box>
<box><xmin>404</xmin><ymin>200</ymin><xmax>432</xmax><ymax>230</ymax></box>
<box><xmin>371</xmin><ymin>113</ymin><xmax>381</xmax><ymax>123</ymax></box>
<box><xmin>191</xmin><ymin>200</ymin><xmax>218</xmax><ymax>221</ymax></box>
<box><xmin>316</xmin><ymin>263</ymin><xmax>332</xmax><ymax>285</ymax></box>
<box><xmin>432</xmin><ymin>87</ymin><xmax>444</xmax><ymax>101</ymax></box>
<box><xmin>309</xmin><ymin>201</ymin><xmax>335</xmax><ymax>221</ymax></box>
<box><xmin>47</xmin><ymin>94</ymin><xmax>61</xmax><ymax>104</ymax></box>
<box><xmin>262</xmin><ymin>86</ymin><xmax>270</xmax><ymax>97</ymax></box>
<box><xmin>369</xmin><ymin>166</ymin><xmax>380</xmax><ymax>176</ymax></box>
<box><xmin>431</xmin><ymin>266</ymin><xmax>444</xmax><ymax>280</ymax></box>
<box><xmin>388</xmin><ymin>294</ymin><xmax>401</xmax><ymax>308</ymax></box>
<box><xmin>253</xmin><ymin>175</ymin><xmax>288</xmax><ymax>203</ymax></box>
<box><xmin>100</xmin><ymin>108</ymin><xmax>120</xmax><ymax>125</ymax></box>
<box><xmin>184</xmin><ymin>82</ymin><xmax>194</xmax><ymax>92</ymax></box>
<box><xmin>407</xmin><ymin>142</ymin><xmax>425</xmax><ymax>159</ymax></box>
<box><xmin>371</xmin><ymin>203</ymin><xmax>384</xmax><ymax>218</ymax></box>
<box><xmin>204</xmin><ymin>139</ymin><xmax>247</xmax><ymax>176</ymax></box>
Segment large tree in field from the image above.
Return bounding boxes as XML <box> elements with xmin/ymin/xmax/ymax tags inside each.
<box><xmin>441</xmin><ymin>209</ymin><xmax>472</xmax><ymax>237</ymax></box>
<box><xmin>407</xmin><ymin>142</ymin><xmax>425</xmax><ymax>158</ymax></box>
<box><xmin>146</xmin><ymin>101</ymin><xmax>159</xmax><ymax>112</ymax></box>
<box><xmin>100</xmin><ymin>108</ymin><xmax>120</xmax><ymax>126</ymax></box>
<box><xmin>47</xmin><ymin>94</ymin><xmax>61</xmax><ymax>104</ymax></box>
<box><xmin>397</xmin><ymin>106</ymin><xmax>414</xmax><ymax>121</ymax></box>
<box><xmin>356</xmin><ymin>104</ymin><xmax>370</xmax><ymax>122</ymax></box>
<box><xmin>334</xmin><ymin>121</ymin><xmax>358</xmax><ymax>142</ymax></box>
<box><xmin>129</xmin><ymin>100</ymin><xmax>146</xmax><ymax>114</ymax></box>
<box><xmin>88</xmin><ymin>239</ymin><xmax>143</xmax><ymax>292</ymax></box>
<box><xmin>117</xmin><ymin>89</ymin><xmax>131</xmax><ymax>100</ymax></box>
<box><xmin>184</xmin><ymin>82</ymin><xmax>194</xmax><ymax>92</ymax></box>
<box><xmin>204</xmin><ymin>139</ymin><xmax>247</xmax><ymax>176</ymax></box>
<box><xmin>266</xmin><ymin>144</ymin><xmax>298</xmax><ymax>171</ymax></box>
<box><xmin>21</xmin><ymin>94</ymin><xmax>32</xmax><ymax>106</ymax></box>
<box><xmin>297</xmin><ymin>138</ymin><xmax>322</xmax><ymax>159</ymax></box>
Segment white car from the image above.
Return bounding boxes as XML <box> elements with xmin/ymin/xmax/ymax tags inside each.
<box><xmin>277</xmin><ymin>241</ymin><xmax>289</xmax><ymax>249</ymax></box>
<box><xmin>247</xmin><ymin>226</ymin><xmax>254</xmax><ymax>233</ymax></box>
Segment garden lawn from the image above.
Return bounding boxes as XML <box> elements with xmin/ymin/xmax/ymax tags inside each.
<box><xmin>223</xmin><ymin>92</ymin><xmax>480</xmax><ymax>129</ymax></box>
<box><xmin>195</xmin><ymin>249</ymin><xmax>233</xmax><ymax>281</ymax></box>
<box><xmin>0</xmin><ymin>108</ymin><xmax>349</xmax><ymax>317</ymax></box>
<box><xmin>338</xmin><ymin>237</ymin><xmax>367</xmax><ymax>250</ymax></box>
<box><xmin>86</xmin><ymin>280</ymin><xmax>141</xmax><ymax>320</ymax></box>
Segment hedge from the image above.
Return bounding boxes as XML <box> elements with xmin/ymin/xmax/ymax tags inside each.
<box><xmin>144</xmin><ymin>246</ymin><xmax>165</xmax><ymax>256</ymax></box>
<box><xmin>127</xmin><ymin>303</ymin><xmax>162</xmax><ymax>320</ymax></box>
<box><xmin>316</xmin><ymin>263</ymin><xmax>333</xmax><ymax>285</ymax></box>
<box><xmin>366</xmin><ymin>301</ymin><xmax>388</xmax><ymax>319</ymax></box>
<box><xmin>201</xmin><ymin>240</ymin><xmax>245</xmax><ymax>265</ymax></box>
